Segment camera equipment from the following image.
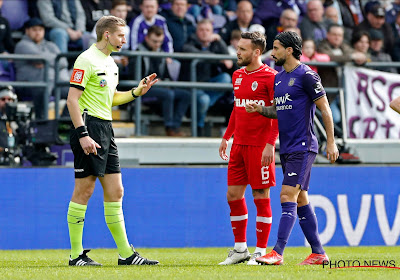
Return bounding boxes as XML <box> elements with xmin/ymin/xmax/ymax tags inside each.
<box><xmin>0</xmin><ymin>102</ymin><xmax>68</xmax><ymax>166</ymax></box>
<box><xmin>5</xmin><ymin>102</ymin><xmax>32</xmax><ymax>122</ymax></box>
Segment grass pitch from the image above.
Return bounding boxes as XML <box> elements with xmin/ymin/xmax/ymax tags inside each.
<box><xmin>1</xmin><ymin>246</ymin><xmax>399</xmax><ymax>280</ymax></box>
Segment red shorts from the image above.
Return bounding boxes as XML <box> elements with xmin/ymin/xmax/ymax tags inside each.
<box><xmin>227</xmin><ymin>144</ymin><xmax>276</xmax><ymax>189</ymax></box>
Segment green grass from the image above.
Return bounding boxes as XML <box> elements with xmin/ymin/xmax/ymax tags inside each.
<box><xmin>0</xmin><ymin>247</ymin><xmax>399</xmax><ymax>280</ymax></box>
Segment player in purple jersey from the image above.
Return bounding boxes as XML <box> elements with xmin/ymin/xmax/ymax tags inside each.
<box><xmin>245</xmin><ymin>31</ymin><xmax>339</xmax><ymax>265</ymax></box>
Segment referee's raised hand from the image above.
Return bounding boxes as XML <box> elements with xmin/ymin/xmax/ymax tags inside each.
<box><xmin>135</xmin><ymin>73</ymin><xmax>159</xmax><ymax>97</ymax></box>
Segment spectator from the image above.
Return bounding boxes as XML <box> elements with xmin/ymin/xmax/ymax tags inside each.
<box><xmin>137</xmin><ymin>25</ymin><xmax>191</xmax><ymax>136</ymax></box>
<box><xmin>317</xmin><ymin>23</ymin><xmax>366</xmax><ymax>125</ymax></box>
<box><xmin>252</xmin><ymin>0</ymin><xmax>306</xmax><ymax>28</ymax></box>
<box><xmin>0</xmin><ymin>0</ymin><xmax>14</xmax><ymax>54</ymax></box>
<box><xmin>391</xmin><ymin>10</ymin><xmax>400</xmax><ymax>62</ymax></box>
<box><xmin>284</xmin><ymin>26</ymin><xmax>301</xmax><ymax>36</ymax></box>
<box><xmin>299</xmin><ymin>0</ymin><xmax>330</xmax><ymax>45</ymax></box>
<box><xmin>124</xmin><ymin>0</ymin><xmax>141</xmax><ymax>23</ymax></box>
<box><xmin>300</xmin><ymin>39</ymin><xmax>330</xmax><ymax>73</ymax></box>
<box><xmin>187</xmin><ymin>0</ymin><xmax>226</xmax><ymax>32</ymax></box>
<box><xmin>161</xmin><ymin>0</ymin><xmax>196</xmax><ymax>52</ymax></box>
<box><xmin>14</xmin><ymin>18</ymin><xmax>69</xmax><ymax>119</ymax></box>
<box><xmin>324</xmin><ymin>0</ymin><xmax>361</xmax><ymax>43</ymax></box>
<box><xmin>384</xmin><ymin>0</ymin><xmax>400</xmax><ymax>25</ymax></box>
<box><xmin>0</xmin><ymin>0</ymin><xmax>15</xmax><ymax>82</ymax></box>
<box><xmin>219</xmin><ymin>0</ymin><xmax>255</xmax><ymax>45</ymax></box>
<box><xmin>265</xmin><ymin>8</ymin><xmax>299</xmax><ymax>50</ymax></box>
<box><xmin>1</xmin><ymin>0</ymin><xmax>30</xmax><ymax>32</ymax></box>
<box><xmin>369</xmin><ymin>29</ymin><xmax>397</xmax><ymax>73</ymax></box>
<box><xmin>0</xmin><ymin>86</ymin><xmax>16</xmax><ymax>118</ymax></box>
<box><xmin>324</xmin><ymin>4</ymin><xmax>354</xmax><ymax>43</ymax></box>
<box><xmin>183</xmin><ymin>19</ymin><xmax>232</xmax><ymax>136</ymax></box>
<box><xmin>0</xmin><ymin>86</ymin><xmax>17</xmax><ymax>159</ymax></box>
<box><xmin>129</xmin><ymin>0</ymin><xmax>173</xmax><ymax>52</ymax></box>
<box><xmin>351</xmin><ymin>30</ymin><xmax>371</xmax><ymax>62</ymax></box>
<box><xmin>353</xmin><ymin>3</ymin><xmax>394</xmax><ymax>55</ymax></box>
<box><xmin>318</xmin><ymin>23</ymin><xmax>367</xmax><ymax>86</ymax></box>
<box><xmin>81</xmin><ymin>0</ymin><xmax>113</xmax><ymax>49</ymax></box>
<box><xmin>223</xmin><ymin>0</ymin><xmax>258</xmax><ymax>20</ymax></box>
<box><xmin>325</xmin><ymin>5</ymin><xmax>339</xmax><ymax>24</ymax></box>
<box><xmin>37</xmin><ymin>0</ymin><xmax>86</xmax><ymax>53</ymax></box>
<box><xmin>80</xmin><ymin>0</ymin><xmax>112</xmax><ymax>32</ymax></box>
<box><xmin>227</xmin><ymin>29</ymin><xmax>241</xmax><ymax>56</ymax></box>
<box><xmin>248</xmin><ymin>23</ymin><xmax>265</xmax><ymax>37</ymax></box>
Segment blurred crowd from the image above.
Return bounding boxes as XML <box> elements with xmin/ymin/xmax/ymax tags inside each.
<box><xmin>0</xmin><ymin>0</ymin><xmax>399</xmax><ymax>137</ymax></box>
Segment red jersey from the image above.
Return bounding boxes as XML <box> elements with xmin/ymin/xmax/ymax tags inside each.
<box><xmin>223</xmin><ymin>64</ymin><xmax>279</xmax><ymax>147</ymax></box>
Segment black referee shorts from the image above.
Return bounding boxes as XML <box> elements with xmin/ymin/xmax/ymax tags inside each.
<box><xmin>70</xmin><ymin>115</ymin><xmax>121</xmax><ymax>178</ymax></box>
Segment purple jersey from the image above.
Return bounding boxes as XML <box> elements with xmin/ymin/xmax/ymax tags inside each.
<box><xmin>129</xmin><ymin>14</ymin><xmax>174</xmax><ymax>53</ymax></box>
<box><xmin>274</xmin><ymin>63</ymin><xmax>326</xmax><ymax>154</ymax></box>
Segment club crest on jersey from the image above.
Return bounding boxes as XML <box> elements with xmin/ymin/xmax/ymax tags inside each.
<box><xmin>251</xmin><ymin>81</ymin><xmax>258</xmax><ymax>91</ymax></box>
<box><xmin>288</xmin><ymin>78</ymin><xmax>296</xmax><ymax>86</ymax></box>
<box><xmin>99</xmin><ymin>79</ymin><xmax>107</xmax><ymax>87</ymax></box>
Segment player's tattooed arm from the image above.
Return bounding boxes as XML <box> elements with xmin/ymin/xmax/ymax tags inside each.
<box><xmin>259</xmin><ymin>102</ymin><xmax>278</xmax><ymax>119</ymax></box>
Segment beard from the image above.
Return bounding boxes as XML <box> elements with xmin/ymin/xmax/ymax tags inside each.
<box><xmin>275</xmin><ymin>57</ymin><xmax>286</xmax><ymax>66</ymax></box>
<box><xmin>237</xmin><ymin>56</ymin><xmax>252</xmax><ymax>67</ymax></box>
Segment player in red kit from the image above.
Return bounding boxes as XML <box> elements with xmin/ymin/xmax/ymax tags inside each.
<box><xmin>218</xmin><ymin>31</ymin><xmax>279</xmax><ymax>265</ymax></box>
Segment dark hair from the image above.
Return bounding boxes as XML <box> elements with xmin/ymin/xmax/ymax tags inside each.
<box><xmin>230</xmin><ymin>29</ymin><xmax>242</xmax><ymax>41</ymax></box>
<box><xmin>241</xmin><ymin>31</ymin><xmax>266</xmax><ymax>53</ymax></box>
<box><xmin>147</xmin><ymin>25</ymin><xmax>164</xmax><ymax>37</ymax></box>
<box><xmin>112</xmin><ymin>0</ymin><xmax>127</xmax><ymax>9</ymax></box>
<box><xmin>327</xmin><ymin>23</ymin><xmax>343</xmax><ymax>33</ymax></box>
<box><xmin>274</xmin><ymin>31</ymin><xmax>302</xmax><ymax>60</ymax></box>
<box><xmin>351</xmin><ymin>30</ymin><xmax>370</xmax><ymax>47</ymax></box>
<box><xmin>172</xmin><ymin>0</ymin><xmax>188</xmax><ymax>4</ymax></box>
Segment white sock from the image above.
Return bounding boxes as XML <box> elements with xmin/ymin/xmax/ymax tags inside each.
<box><xmin>234</xmin><ymin>242</ymin><xmax>247</xmax><ymax>252</ymax></box>
<box><xmin>254</xmin><ymin>247</ymin><xmax>266</xmax><ymax>255</ymax></box>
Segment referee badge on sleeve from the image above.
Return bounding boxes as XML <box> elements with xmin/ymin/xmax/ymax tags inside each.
<box><xmin>70</xmin><ymin>69</ymin><xmax>84</xmax><ymax>84</ymax></box>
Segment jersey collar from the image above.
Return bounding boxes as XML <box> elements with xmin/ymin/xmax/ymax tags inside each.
<box><xmin>244</xmin><ymin>64</ymin><xmax>267</xmax><ymax>75</ymax></box>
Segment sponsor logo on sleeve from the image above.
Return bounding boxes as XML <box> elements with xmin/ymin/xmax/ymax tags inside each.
<box><xmin>70</xmin><ymin>69</ymin><xmax>85</xmax><ymax>84</ymax></box>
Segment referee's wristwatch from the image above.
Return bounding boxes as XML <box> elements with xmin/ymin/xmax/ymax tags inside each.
<box><xmin>131</xmin><ymin>87</ymin><xmax>140</xmax><ymax>99</ymax></box>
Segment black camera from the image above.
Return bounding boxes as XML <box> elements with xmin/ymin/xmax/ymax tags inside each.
<box><xmin>0</xmin><ymin>102</ymin><xmax>69</xmax><ymax>166</ymax></box>
<box><xmin>5</xmin><ymin>102</ymin><xmax>33</xmax><ymax>122</ymax></box>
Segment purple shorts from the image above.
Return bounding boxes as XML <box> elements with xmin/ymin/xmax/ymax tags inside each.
<box><xmin>280</xmin><ymin>151</ymin><xmax>317</xmax><ymax>190</ymax></box>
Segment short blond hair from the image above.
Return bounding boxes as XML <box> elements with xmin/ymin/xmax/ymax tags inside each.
<box><xmin>96</xmin><ymin>15</ymin><xmax>126</xmax><ymax>42</ymax></box>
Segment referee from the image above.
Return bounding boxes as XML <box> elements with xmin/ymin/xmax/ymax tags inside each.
<box><xmin>66</xmin><ymin>15</ymin><xmax>158</xmax><ymax>266</ymax></box>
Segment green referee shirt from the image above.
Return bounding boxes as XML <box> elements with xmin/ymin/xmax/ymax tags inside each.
<box><xmin>70</xmin><ymin>44</ymin><xmax>119</xmax><ymax>120</ymax></box>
